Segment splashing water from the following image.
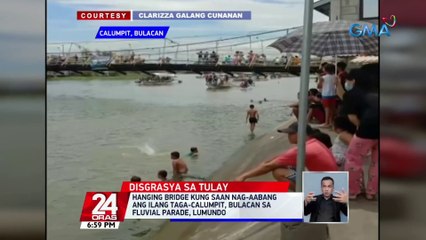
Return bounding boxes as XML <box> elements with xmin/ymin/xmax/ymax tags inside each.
<box><xmin>138</xmin><ymin>144</ymin><xmax>156</xmax><ymax>156</ymax></box>
<box><xmin>120</xmin><ymin>144</ymin><xmax>159</xmax><ymax>156</ymax></box>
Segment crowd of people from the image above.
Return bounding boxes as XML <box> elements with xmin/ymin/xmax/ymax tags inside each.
<box><xmin>204</xmin><ymin>73</ymin><xmax>230</xmax><ymax>86</ymax></box>
<box><xmin>240</xmin><ymin>78</ymin><xmax>255</xmax><ymax>88</ymax></box>
<box><xmin>47</xmin><ymin>52</ymin><xmax>148</xmax><ymax>66</ymax></box>
<box><xmin>196</xmin><ymin>50</ymin><xmax>268</xmax><ymax>66</ymax></box>
<box><xmin>197</xmin><ymin>51</ymin><xmax>220</xmax><ymax>64</ymax></box>
<box><xmin>49</xmin><ymin>50</ymin><xmax>305</xmax><ymax>68</ymax></box>
<box><xmin>236</xmin><ymin>62</ymin><xmax>378</xmax><ymax>201</ymax></box>
<box><xmin>128</xmin><ymin>60</ymin><xmax>378</xmax><ymax>201</ymax></box>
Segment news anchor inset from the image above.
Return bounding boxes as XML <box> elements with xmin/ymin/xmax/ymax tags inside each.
<box><xmin>303</xmin><ymin>173</ymin><xmax>348</xmax><ymax>223</ymax></box>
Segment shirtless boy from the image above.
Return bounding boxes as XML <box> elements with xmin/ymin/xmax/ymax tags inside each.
<box><xmin>246</xmin><ymin>104</ymin><xmax>260</xmax><ymax>134</ymax></box>
<box><xmin>170</xmin><ymin>151</ymin><xmax>188</xmax><ymax>180</ymax></box>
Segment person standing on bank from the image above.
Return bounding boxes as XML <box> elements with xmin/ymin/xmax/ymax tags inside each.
<box><xmin>337</xmin><ymin>68</ymin><xmax>379</xmax><ymax>200</ymax></box>
<box><xmin>318</xmin><ymin>64</ymin><xmax>337</xmax><ymax>128</ymax></box>
<box><xmin>246</xmin><ymin>104</ymin><xmax>259</xmax><ymax>134</ymax></box>
<box><xmin>304</xmin><ymin>176</ymin><xmax>348</xmax><ymax>222</ymax></box>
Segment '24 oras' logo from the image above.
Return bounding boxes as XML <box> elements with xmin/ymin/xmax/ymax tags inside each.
<box><xmin>349</xmin><ymin>15</ymin><xmax>397</xmax><ymax>37</ymax></box>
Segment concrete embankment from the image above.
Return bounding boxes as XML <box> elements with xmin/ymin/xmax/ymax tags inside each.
<box><xmin>150</xmin><ymin>118</ymin><xmax>378</xmax><ymax>240</ymax></box>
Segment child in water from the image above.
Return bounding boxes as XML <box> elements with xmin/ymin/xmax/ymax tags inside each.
<box><xmin>130</xmin><ymin>176</ymin><xmax>141</xmax><ymax>182</ymax></box>
<box><xmin>157</xmin><ymin>170</ymin><xmax>168</xmax><ymax>181</ymax></box>
<box><xmin>189</xmin><ymin>147</ymin><xmax>199</xmax><ymax>157</ymax></box>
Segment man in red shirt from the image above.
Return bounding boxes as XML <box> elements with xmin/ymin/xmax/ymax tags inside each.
<box><xmin>235</xmin><ymin>122</ymin><xmax>338</xmax><ymax>191</ymax></box>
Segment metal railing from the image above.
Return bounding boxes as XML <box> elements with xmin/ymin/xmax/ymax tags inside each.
<box><xmin>47</xmin><ymin>27</ymin><xmax>302</xmax><ymax>66</ymax></box>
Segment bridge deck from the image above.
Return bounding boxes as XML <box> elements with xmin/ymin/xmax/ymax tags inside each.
<box><xmin>46</xmin><ymin>63</ymin><xmax>319</xmax><ymax>76</ymax></box>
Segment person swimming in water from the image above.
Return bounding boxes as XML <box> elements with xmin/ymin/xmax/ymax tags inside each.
<box><xmin>246</xmin><ymin>104</ymin><xmax>260</xmax><ymax>134</ymax></box>
<box><xmin>157</xmin><ymin>170</ymin><xmax>168</xmax><ymax>181</ymax></box>
<box><xmin>188</xmin><ymin>147</ymin><xmax>199</xmax><ymax>157</ymax></box>
<box><xmin>130</xmin><ymin>176</ymin><xmax>141</xmax><ymax>182</ymax></box>
<box><xmin>170</xmin><ymin>151</ymin><xmax>188</xmax><ymax>180</ymax></box>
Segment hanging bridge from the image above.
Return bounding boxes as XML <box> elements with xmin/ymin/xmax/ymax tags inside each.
<box><xmin>47</xmin><ymin>27</ymin><xmax>322</xmax><ymax>76</ymax></box>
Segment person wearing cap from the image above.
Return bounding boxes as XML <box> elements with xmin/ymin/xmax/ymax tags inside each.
<box><xmin>235</xmin><ymin>122</ymin><xmax>338</xmax><ymax>191</ymax></box>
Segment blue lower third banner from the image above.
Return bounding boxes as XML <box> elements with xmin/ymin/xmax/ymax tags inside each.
<box><xmin>95</xmin><ymin>26</ymin><xmax>169</xmax><ymax>39</ymax></box>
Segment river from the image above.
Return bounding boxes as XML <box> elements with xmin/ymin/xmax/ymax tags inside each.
<box><xmin>47</xmin><ymin>74</ymin><xmax>308</xmax><ymax>240</ymax></box>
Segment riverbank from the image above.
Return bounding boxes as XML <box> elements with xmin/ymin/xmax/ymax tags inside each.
<box><xmin>148</xmin><ymin>118</ymin><xmax>378</xmax><ymax>240</ymax></box>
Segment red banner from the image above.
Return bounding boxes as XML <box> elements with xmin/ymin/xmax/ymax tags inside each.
<box><xmin>121</xmin><ymin>182</ymin><xmax>290</xmax><ymax>192</ymax></box>
<box><xmin>77</xmin><ymin>11</ymin><xmax>131</xmax><ymax>20</ymax></box>
<box><xmin>80</xmin><ymin>192</ymin><xmax>130</xmax><ymax>222</ymax></box>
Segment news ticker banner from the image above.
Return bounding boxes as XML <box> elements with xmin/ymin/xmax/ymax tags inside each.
<box><xmin>77</xmin><ymin>11</ymin><xmax>251</xmax><ymax>20</ymax></box>
<box><xmin>80</xmin><ymin>182</ymin><xmax>303</xmax><ymax>229</ymax></box>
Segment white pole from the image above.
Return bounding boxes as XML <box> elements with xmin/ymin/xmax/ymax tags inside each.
<box><xmin>186</xmin><ymin>45</ymin><xmax>189</xmax><ymax>64</ymax></box>
<box><xmin>295</xmin><ymin>0</ymin><xmax>313</xmax><ymax>192</ymax></box>
<box><xmin>162</xmin><ymin>38</ymin><xmax>167</xmax><ymax>58</ymax></box>
<box><xmin>280</xmin><ymin>1</ymin><xmax>329</xmax><ymax>239</ymax></box>
<box><xmin>335</xmin><ymin>54</ymin><xmax>338</xmax><ymax>75</ymax></box>
<box><xmin>175</xmin><ymin>44</ymin><xmax>179</xmax><ymax>64</ymax></box>
<box><xmin>68</xmin><ymin>43</ymin><xmax>73</xmax><ymax>56</ymax></box>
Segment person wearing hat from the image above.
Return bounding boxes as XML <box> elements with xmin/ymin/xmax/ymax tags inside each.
<box><xmin>235</xmin><ymin>122</ymin><xmax>338</xmax><ymax>191</ymax></box>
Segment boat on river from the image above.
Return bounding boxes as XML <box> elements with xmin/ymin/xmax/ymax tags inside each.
<box><xmin>135</xmin><ymin>73</ymin><xmax>176</xmax><ymax>86</ymax></box>
<box><xmin>205</xmin><ymin>74</ymin><xmax>232</xmax><ymax>90</ymax></box>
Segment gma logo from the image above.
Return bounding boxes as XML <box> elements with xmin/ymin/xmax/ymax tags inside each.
<box><xmin>349</xmin><ymin>23</ymin><xmax>391</xmax><ymax>37</ymax></box>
